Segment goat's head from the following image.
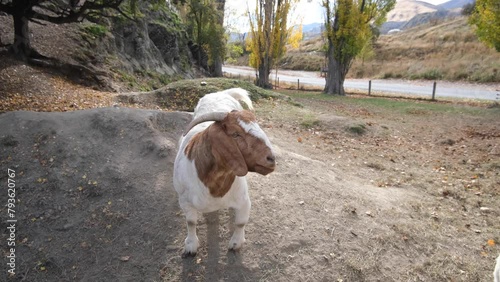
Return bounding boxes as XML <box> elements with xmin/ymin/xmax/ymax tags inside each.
<box><xmin>185</xmin><ymin>110</ymin><xmax>276</xmax><ymax>176</ymax></box>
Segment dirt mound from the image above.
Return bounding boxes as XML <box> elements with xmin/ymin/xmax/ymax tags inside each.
<box><xmin>0</xmin><ymin>108</ymin><xmax>190</xmax><ymax>281</ymax></box>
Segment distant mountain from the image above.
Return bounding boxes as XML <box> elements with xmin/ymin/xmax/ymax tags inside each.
<box><xmin>386</xmin><ymin>0</ymin><xmax>439</xmax><ymax>23</ymax></box>
<box><xmin>228</xmin><ymin>22</ymin><xmax>324</xmax><ymax>43</ymax></box>
<box><xmin>302</xmin><ymin>22</ymin><xmax>323</xmax><ymax>40</ymax></box>
<box><xmin>381</xmin><ymin>0</ymin><xmax>473</xmax><ymax>34</ymax></box>
<box><xmin>400</xmin><ymin>10</ymin><xmax>454</xmax><ymax>30</ymax></box>
<box><xmin>438</xmin><ymin>0</ymin><xmax>474</xmax><ymax>10</ymax></box>
<box><xmin>303</xmin><ymin>22</ymin><xmax>322</xmax><ymax>33</ymax></box>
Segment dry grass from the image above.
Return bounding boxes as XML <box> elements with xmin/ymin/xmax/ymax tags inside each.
<box><xmin>357</xmin><ymin>17</ymin><xmax>500</xmax><ymax>82</ymax></box>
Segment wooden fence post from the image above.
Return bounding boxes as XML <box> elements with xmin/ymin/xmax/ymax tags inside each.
<box><xmin>297</xmin><ymin>79</ymin><xmax>300</xmax><ymax>90</ymax></box>
<box><xmin>432</xmin><ymin>81</ymin><xmax>437</xmax><ymax>100</ymax></box>
<box><xmin>368</xmin><ymin>80</ymin><xmax>372</xmax><ymax>96</ymax></box>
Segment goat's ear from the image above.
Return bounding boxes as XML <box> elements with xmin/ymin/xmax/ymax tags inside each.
<box><xmin>210</xmin><ymin>123</ymin><xmax>248</xmax><ymax>176</ymax></box>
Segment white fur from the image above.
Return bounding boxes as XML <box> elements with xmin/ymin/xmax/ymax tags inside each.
<box><xmin>173</xmin><ymin>88</ymin><xmax>258</xmax><ymax>255</ymax></box>
<box><xmin>193</xmin><ymin>88</ymin><xmax>253</xmax><ymax>119</ymax></box>
<box><xmin>494</xmin><ymin>254</ymin><xmax>500</xmax><ymax>282</ymax></box>
<box><xmin>239</xmin><ymin>119</ymin><xmax>273</xmax><ymax>150</ymax></box>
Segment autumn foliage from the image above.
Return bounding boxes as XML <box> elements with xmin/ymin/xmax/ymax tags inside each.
<box><xmin>469</xmin><ymin>0</ymin><xmax>500</xmax><ymax>51</ymax></box>
<box><xmin>247</xmin><ymin>0</ymin><xmax>297</xmax><ymax>88</ymax></box>
<box><xmin>322</xmin><ymin>0</ymin><xmax>395</xmax><ymax>95</ymax></box>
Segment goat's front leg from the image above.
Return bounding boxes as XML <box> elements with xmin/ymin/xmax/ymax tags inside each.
<box><xmin>229</xmin><ymin>198</ymin><xmax>251</xmax><ymax>251</ymax></box>
<box><xmin>182</xmin><ymin>207</ymin><xmax>199</xmax><ymax>257</ymax></box>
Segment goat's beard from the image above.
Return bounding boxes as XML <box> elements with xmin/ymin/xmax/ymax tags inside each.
<box><xmin>252</xmin><ymin>164</ymin><xmax>275</xmax><ymax>175</ymax></box>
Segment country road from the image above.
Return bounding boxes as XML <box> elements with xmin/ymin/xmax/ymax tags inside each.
<box><xmin>223</xmin><ymin>66</ymin><xmax>500</xmax><ymax>101</ymax></box>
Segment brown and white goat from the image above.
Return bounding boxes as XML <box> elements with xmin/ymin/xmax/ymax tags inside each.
<box><xmin>173</xmin><ymin>88</ymin><xmax>275</xmax><ymax>256</ymax></box>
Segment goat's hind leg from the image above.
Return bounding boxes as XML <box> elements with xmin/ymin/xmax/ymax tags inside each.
<box><xmin>229</xmin><ymin>198</ymin><xmax>251</xmax><ymax>251</ymax></box>
<box><xmin>182</xmin><ymin>207</ymin><xmax>199</xmax><ymax>257</ymax></box>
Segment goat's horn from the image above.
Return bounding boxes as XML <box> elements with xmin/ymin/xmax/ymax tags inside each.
<box><xmin>183</xmin><ymin>111</ymin><xmax>228</xmax><ymax>136</ymax></box>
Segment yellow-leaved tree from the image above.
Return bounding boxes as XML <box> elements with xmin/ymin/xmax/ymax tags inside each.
<box><xmin>322</xmin><ymin>0</ymin><xmax>395</xmax><ymax>95</ymax></box>
<box><xmin>288</xmin><ymin>24</ymin><xmax>303</xmax><ymax>49</ymax></box>
<box><xmin>469</xmin><ymin>0</ymin><xmax>500</xmax><ymax>52</ymax></box>
<box><xmin>247</xmin><ymin>0</ymin><xmax>297</xmax><ymax>88</ymax></box>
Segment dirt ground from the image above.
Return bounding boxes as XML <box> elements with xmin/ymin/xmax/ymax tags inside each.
<box><xmin>1</xmin><ymin>66</ymin><xmax>500</xmax><ymax>281</ymax></box>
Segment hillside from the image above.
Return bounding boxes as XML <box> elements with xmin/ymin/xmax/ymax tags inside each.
<box><xmin>273</xmin><ymin>16</ymin><xmax>500</xmax><ymax>83</ymax></box>
<box><xmin>386</xmin><ymin>0</ymin><xmax>438</xmax><ymax>23</ymax></box>
<box><xmin>0</xmin><ymin>4</ymin><xmax>202</xmax><ymax>93</ymax></box>
<box><xmin>380</xmin><ymin>0</ymin><xmax>473</xmax><ymax>33</ymax></box>
<box><xmin>439</xmin><ymin>0</ymin><xmax>474</xmax><ymax>10</ymax></box>
<box><xmin>357</xmin><ymin>17</ymin><xmax>500</xmax><ymax>82</ymax></box>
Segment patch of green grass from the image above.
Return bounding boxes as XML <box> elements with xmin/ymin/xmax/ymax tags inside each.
<box><xmin>347</xmin><ymin>123</ymin><xmax>367</xmax><ymax>135</ymax></box>
<box><xmin>114</xmin><ymin>69</ymin><xmax>138</xmax><ymax>88</ymax></box>
<box><xmin>300</xmin><ymin>114</ymin><xmax>321</xmax><ymax>129</ymax></box>
<box><xmin>278</xmin><ymin>90</ymin><xmax>337</xmax><ymax>101</ymax></box>
<box><xmin>145</xmin><ymin>78</ymin><xmax>292</xmax><ymax>111</ymax></box>
<box><xmin>366</xmin><ymin>162</ymin><xmax>385</xmax><ymax>170</ymax></box>
<box><xmin>81</xmin><ymin>23</ymin><xmax>108</xmax><ymax>39</ymax></box>
<box><xmin>278</xmin><ymin>90</ymin><xmax>499</xmax><ymax>117</ymax></box>
<box><xmin>167</xmin><ymin>78</ymin><xmax>288</xmax><ymax>102</ymax></box>
<box><xmin>290</xmin><ymin>101</ymin><xmax>304</xmax><ymax>107</ymax></box>
<box><xmin>422</xmin><ymin>69</ymin><xmax>443</xmax><ymax>80</ymax></box>
<box><xmin>345</xmin><ymin>97</ymin><xmax>491</xmax><ymax>116</ymax></box>
<box><xmin>469</xmin><ymin>70</ymin><xmax>500</xmax><ymax>83</ymax></box>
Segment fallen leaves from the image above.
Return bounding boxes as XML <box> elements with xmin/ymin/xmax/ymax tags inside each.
<box><xmin>0</xmin><ymin>65</ymin><xmax>116</xmax><ymax>112</ymax></box>
<box><xmin>36</xmin><ymin>178</ymin><xmax>48</xmax><ymax>184</ymax></box>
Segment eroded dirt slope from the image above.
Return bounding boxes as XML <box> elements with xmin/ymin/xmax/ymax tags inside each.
<box><xmin>1</xmin><ymin>108</ymin><xmax>190</xmax><ymax>281</ymax></box>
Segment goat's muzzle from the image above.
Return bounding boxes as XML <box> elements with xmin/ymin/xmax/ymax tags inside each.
<box><xmin>254</xmin><ymin>153</ymin><xmax>276</xmax><ymax>175</ymax></box>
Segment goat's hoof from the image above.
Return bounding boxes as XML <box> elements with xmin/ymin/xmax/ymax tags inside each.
<box><xmin>228</xmin><ymin>235</ymin><xmax>245</xmax><ymax>251</ymax></box>
<box><xmin>228</xmin><ymin>241</ymin><xmax>244</xmax><ymax>251</ymax></box>
<box><xmin>182</xmin><ymin>251</ymin><xmax>197</xmax><ymax>258</ymax></box>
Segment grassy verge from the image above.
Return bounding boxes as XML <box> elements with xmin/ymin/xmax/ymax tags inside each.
<box><xmin>277</xmin><ymin>89</ymin><xmax>500</xmax><ymax>117</ymax></box>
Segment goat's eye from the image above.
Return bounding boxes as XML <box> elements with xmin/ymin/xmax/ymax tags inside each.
<box><xmin>231</xmin><ymin>132</ymin><xmax>240</xmax><ymax>138</ymax></box>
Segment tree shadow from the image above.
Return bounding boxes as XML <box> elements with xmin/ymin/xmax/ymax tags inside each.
<box><xmin>0</xmin><ymin>49</ymin><xmax>110</xmax><ymax>91</ymax></box>
<box><xmin>181</xmin><ymin>210</ymin><xmax>257</xmax><ymax>281</ymax></box>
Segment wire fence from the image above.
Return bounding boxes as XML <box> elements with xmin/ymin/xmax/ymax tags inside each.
<box><xmin>223</xmin><ymin>72</ymin><xmax>500</xmax><ymax>101</ymax></box>
<box><xmin>223</xmin><ymin>72</ymin><xmax>323</xmax><ymax>91</ymax></box>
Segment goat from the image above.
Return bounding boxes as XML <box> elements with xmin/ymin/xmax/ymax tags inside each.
<box><xmin>495</xmin><ymin>254</ymin><xmax>500</xmax><ymax>282</ymax></box>
<box><xmin>173</xmin><ymin>88</ymin><xmax>276</xmax><ymax>257</ymax></box>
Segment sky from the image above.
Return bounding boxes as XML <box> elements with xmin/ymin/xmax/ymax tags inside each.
<box><xmin>225</xmin><ymin>0</ymin><xmax>452</xmax><ymax>32</ymax></box>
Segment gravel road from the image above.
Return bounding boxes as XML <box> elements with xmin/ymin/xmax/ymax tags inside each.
<box><xmin>223</xmin><ymin>65</ymin><xmax>500</xmax><ymax>101</ymax></box>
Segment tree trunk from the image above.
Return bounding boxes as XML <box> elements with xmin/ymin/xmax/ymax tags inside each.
<box><xmin>254</xmin><ymin>0</ymin><xmax>273</xmax><ymax>89</ymax></box>
<box><xmin>257</xmin><ymin>59</ymin><xmax>272</xmax><ymax>88</ymax></box>
<box><xmin>324</xmin><ymin>39</ymin><xmax>347</xmax><ymax>95</ymax></box>
<box><xmin>212</xmin><ymin>0</ymin><xmax>225</xmax><ymax>77</ymax></box>
<box><xmin>324</xmin><ymin>58</ymin><xmax>346</xmax><ymax>95</ymax></box>
<box><xmin>196</xmin><ymin>12</ymin><xmax>203</xmax><ymax>65</ymax></box>
<box><xmin>11</xmin><ymin>12</ymin><xmax>32</xmax><ymax>59</ymax></box>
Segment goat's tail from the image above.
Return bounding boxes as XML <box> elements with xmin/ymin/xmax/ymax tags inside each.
<box><xmin>223</xmin><ymin>88</ymin><xmax>254</xmax><ymax>111</ymax></box>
